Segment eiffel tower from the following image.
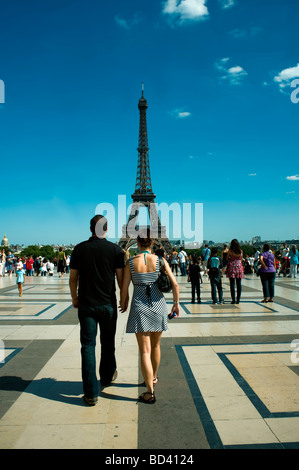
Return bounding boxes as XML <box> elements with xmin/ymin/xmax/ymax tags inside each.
<box><xmin>118</xmin><ymin>85</ymin><xmax>172</xmax><ymax>253</ymax></box>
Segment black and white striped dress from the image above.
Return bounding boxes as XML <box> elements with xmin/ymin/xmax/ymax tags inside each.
<box><xmin>126</xmin><ymin>256</ymin><xmax>168</xmax><ymax>333</ymax></box>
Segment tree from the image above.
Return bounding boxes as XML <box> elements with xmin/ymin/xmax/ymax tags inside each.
<box><xmin>40</xmin><ymin>245</ymin><xmax>55</xmax><ymax>260</ymax></box>
<box><xmin>20</xmin><ymin>245</ymin><xmax>41</xmax><ymax>258</ymax></box>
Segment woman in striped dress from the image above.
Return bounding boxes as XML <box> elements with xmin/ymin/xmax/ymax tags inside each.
<box><xmin>120</xmin><ymin>230</ymin><xmax>179</xmax><ymax>404</ymax></box>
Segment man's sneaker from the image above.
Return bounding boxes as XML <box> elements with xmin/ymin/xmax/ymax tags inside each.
<box><xmin>83</xmin><ymin>395</ymin><xmax>98</xmax><ymax>406</ymax></box>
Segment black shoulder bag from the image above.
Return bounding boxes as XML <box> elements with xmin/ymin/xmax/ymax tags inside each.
<box><xmin>156</xmin><ymin>257</ymin><xmax>172</xmax><ymax>293</ymax></box>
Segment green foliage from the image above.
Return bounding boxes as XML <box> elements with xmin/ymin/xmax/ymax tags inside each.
<box><xmin>20</xmin><ymin>245</ymin><xmax>56</xmax><ymax>260</ymax></box>
<box><xmin>20</xmin><ymin>245</ymin><xmax>41</xmax><ymax>258</ymax></box>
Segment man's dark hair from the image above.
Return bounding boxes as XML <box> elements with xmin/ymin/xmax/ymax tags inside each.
<box><xmin>263</xmin><ymin>243</ymin><xmax>271</xmax><ymax>252</ymax></box>
<box><xmin>90</xmin><ymin>215</ymin><xmax>108</xmax><ymax>236</ymax></box>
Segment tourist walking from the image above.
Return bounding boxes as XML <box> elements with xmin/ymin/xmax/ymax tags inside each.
<box><xmin>187</xmin><ymin>255</ymin><xmax>201</xmax><ymax>303</ymax></box>
<box><xmin>57</xmin><ymin>247</ymin><xmax>66</xmax><ymax>278</ymax></box>
<box><xmin>16</xmin><ymin>264</ymin><xmax>26</xmax><ymax>297</ymax></box>
<box><xmin>178</xmin><ymin>246</ymin><xmax>187</xmax><ymax>276</ymax></box>
<box><xmin>25</xmin><ymin>256</ymin><xmax>34</xmax><ymax>276</ymax></box>
<box><xmin>47</xmin><ymin>259</ymin><xmax>54</xmax><ymax>276</ymax></box>
<box><xmin>281</xmin><ymin>243</ymin><xmax>290</xmax><ymax>259</ymax></box>
<box><xmin>289</xmin><ymin>245</ymin><xmax>298</xmax><ymax>278</ymax></box>
<box><xmin>259</xmin><ymin>244</ymin><xmax>276</xmax><ymax>302</ymax></box>
<box><xmin>65</xmin><ymin>255</ymin><xmax>71</xmax><ymax>273</ymax></box>
<box><xmin>120</xmin><ymin>229</ymin><xmax>179</xmax><ymax>404</ymax></box>
<box><xmin>0</xmin><ymin>249</ymin><xmax>4</xmax><ymax>276</ymax></box>
<box><xmin>253</xmin><ymin>247</ymin><xmax>260</xmax><ymax>274</ymax></box>
<box><xmin>33</xmin><ymin>257</ymin><xmax>41</xmax><ymax>276</ymax></box>
<box><xmin>69</xmin><ymin>215</ymin><xmax>124</xmax><ymax>406</ymax></box>
<box><xmin>221</xmin><ymin>244</ymin><xmax>229</xmax><ymax>275</ymax></box>
<box><xmin>201</xmin><ymin>244</ymin><xmax>210</xmax><ymax>276</ymax></box>
<box><xmin>41</xmin><ymin>258</ymin><xmax>48</xmax><ymax>276</ymax></box>
<box><xmin>208</xmin><ymin>247</ymin><xmax>224</xmax><ymax>304</ymax></box>
<box><xmin>5</xmin><ymin>251</ymin><xmax>14</xmax><ymax>278</ymax></box>
<box><xmin>226</xmin><ymin>239</ymin><xmax>244</xmax><ymax>304</ymax></box>
<box><xmin>170</xmin><ymin>248</ymin><xmax>179</xmax><ymax>275</ymax></box>
<box><xmin>1</xmin><ymin>250</ymin><xmax>6</xmax><ymax>276</ymax></box>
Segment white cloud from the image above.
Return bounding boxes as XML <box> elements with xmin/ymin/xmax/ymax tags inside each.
<box><xmin>218</xmin><ymin>0</ymin><xmax>236</xmax><ymax>9</ymax></box>
<box><xmin>248</xmin><ymin>173</ymin><xmax>257</xmax><ymax>176</ymax></box>
<box><xmin>162</xmin><ymin>0</ymin><xmax>209</xmax><ymax>23</ymax></box>
<box><xmin>286</xmin><ymin>191</ymin><xmax>295</xmax><ymax>194</ymax></box>
<box><xmin>178</xmin><ymin>111</ymin><xmax>191</xmax><ymax>118</ymax></box>
<box><xmin>215</xmin><ymin>58</ymin><xmax>248</xmax><ymax>85</ymax></box>
<box><xmin>274</xmin><ymin>63</ymin><xmax>299</xmax><ymax>92</ymax></box>
<box><xmin>286</xmin><ymin>175</ymin><xmax>299</xmax><ymax>181</ymax></box>
<box><xmin>169</xmin><ymin>108</ymin><xmax>192</xmax><ymax>118</ymax></box>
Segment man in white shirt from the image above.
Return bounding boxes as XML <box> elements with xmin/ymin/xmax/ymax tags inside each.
<box><xmin>281</xmin><ymin>243</ymin><xmax>289</xmax><ymax>259</ymax></box>
<box><xmin>178</xmin><ymin>247</ymin><xmax>187</xmax><ymax>276</ymax></box>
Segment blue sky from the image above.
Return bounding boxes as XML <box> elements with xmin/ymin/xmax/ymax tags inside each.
<box><xmin>0</xmin><ymin>0</ymin><xmax>298</xmax><ymax>245</ymax></box>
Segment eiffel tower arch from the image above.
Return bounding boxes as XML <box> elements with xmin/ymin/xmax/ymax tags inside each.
<box><xmin>118</xmin><ymin>86</ymin><xmax>172</xmax><ymax>253</ymax></box>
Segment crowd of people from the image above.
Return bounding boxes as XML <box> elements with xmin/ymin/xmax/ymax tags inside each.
<box><xmin>158</xmin><ymin>241</ymin><xmax>298</xmax><ymax>305</ymax></box>
<box><xmin>0</xmin><ymin>248</ymin><xmax>71</xmax><ymax>280</ymax></box>
<box><xmin>1</xmin><ymin>220</ymin><xmax>298</xmax><ymax>406</ymax></box>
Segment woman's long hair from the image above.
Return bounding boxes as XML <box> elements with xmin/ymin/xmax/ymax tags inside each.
<box><xmin>230</xmin><ymin>239</ymin><xmax>241</xmax><ymax>255</ymax></box>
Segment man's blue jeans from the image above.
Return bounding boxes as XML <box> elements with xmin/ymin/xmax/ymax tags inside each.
<box><xmin>180</xmin><ymin>263</ymin><xmax>187</xmax><ymax>276</ymax></box>
<box><xmin>78</xmin><ymin>304</ymin><xmax>117</xmax><ymax>398</ymax></box>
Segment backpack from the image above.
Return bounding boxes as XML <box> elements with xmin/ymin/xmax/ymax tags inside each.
<box><xmin>209</xmin><ymin>257</ymin><xmax>220</xmax><ymax>277</ymax></box>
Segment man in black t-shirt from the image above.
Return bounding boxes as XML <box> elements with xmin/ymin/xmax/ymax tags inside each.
<box><xmin>69</xmin><ymin>215</ymin><xmax>125</xmax><ymax>406</ymax></box>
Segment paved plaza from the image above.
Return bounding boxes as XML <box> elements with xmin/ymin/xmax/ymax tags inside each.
<box><xmin>0</xmin><ymin>270</ymin><xmax>299</xmax><ymax>449</ymax></box>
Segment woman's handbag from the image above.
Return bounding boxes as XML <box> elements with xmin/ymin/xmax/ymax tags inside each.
<box><xmin>156</xmin><ymin>257</ymin><xmax>172</xmax><ymax>293</ymax></box>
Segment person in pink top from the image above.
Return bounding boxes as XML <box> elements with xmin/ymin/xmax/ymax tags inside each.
<box><xmin>225</xmin><ymin>239</ymin><xmax>244</xmax><ymax>304</ymax></box>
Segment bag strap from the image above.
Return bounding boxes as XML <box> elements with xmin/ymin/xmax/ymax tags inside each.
<box><xmin>158</xmin><ymin>256</ymin><xmax>166</xmax><ymax>273</ymax></box>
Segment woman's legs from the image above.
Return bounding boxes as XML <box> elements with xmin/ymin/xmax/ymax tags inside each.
<box><xmin>290</xmin><ymin>264</ymin><xmax>296</xmax><ymax>278</ymax></box>
<box><xmin>229</xmin><ymin>278</ymin><xmax>236</xmax><ymax>302</ymax></box>
<box><xmin>17</xmin><ymin>283</ymin><xmax>23</xmax><ymax>297</ymax></box>
<box><xmin>136</xmin><ymin>331</ymin><xmax>162</xmax><ymax>394</ymax></box>
<box><xmin>136</xmin><ymin>332</ymin><xmax>154</xmax><ymax>394</ymax></box>
<box><xmin>236</xmin><ymin>278</ymin><xmax>242</xmax><ymax>303</ymax></box>
<box><xmin>150</xmin><ymin>332</ymin><xmax>162</xmax><ymax>381</ymax></box>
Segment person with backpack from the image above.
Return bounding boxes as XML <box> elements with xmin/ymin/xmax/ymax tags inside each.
<box><xmin>33</xmin><ymin>257</ymin><xmax>41</xmax><ymax>276</ymax></box>
<box><xmin>207</xmin><ymin>248</ymin><xmax>224</xmax><ymax>305</ymax></box>
<box><xmin>187</xmin><ymin>255</ymin><xmax>202</xmax><ymax>303</ymax></box>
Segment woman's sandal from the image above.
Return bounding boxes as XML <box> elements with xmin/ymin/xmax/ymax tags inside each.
<box><xmin>139</xmin><ymin>391</ymin><xmax>156</xmax><ymax>404</ymax></box>
<box><xmin>153</xmin><ymin>377</ymin><xmax>159</xmax><ymax>385</ymax></box>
